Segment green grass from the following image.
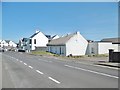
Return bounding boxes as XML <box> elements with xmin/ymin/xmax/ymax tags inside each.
<box><xmin>88</xmin><ymin>54</ymin><xmax>109</xmax><ymax>57</ymax></box>
<box><xmin>31</xmin><ymin>51</ymin><xmax>54</xmax><ymax>56</ymax></box>
<box><xmin>30</xmin><ymin>51</ymin><xmax>109</xmax><ymax>58</ymax></box>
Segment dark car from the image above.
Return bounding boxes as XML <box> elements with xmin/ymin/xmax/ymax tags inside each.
<box><xmin>0</xmin><ymin>47</ymin><xmax>4</xmax><ymax>52</ymax></box>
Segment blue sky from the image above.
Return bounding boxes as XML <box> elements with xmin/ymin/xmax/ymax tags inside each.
<box><xmin>2</xmin><ymin>2</ymin><xmax>118</xmax><ymax>42</ymax></box>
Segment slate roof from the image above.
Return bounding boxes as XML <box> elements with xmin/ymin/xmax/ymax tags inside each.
<box><xmin>30</xmin><ymin>32</ymin><xmax>40</xmax><ymax>38</ymax></box>
<box><xmin>22</xmin><ymin>38</ymin><xmax>29</xmax><ymax>42</ymax></box>
<box><xmin>45</xmin><ymin>35</ymin><xmax>52</xmax><ymax>40</ymax></box>
<box><xmin>47</xmin><ymin>33</ymin><xmax>75</xmax><ymax>45</ymax></box>
<box><xmin>101</xmin><ymin>38</ymin><xmax>120</xmax><ymax>43</ymax></box>
<box><xmin>5</xmin><ymin>40</ymin><xmax>10</xmax><ymax>43</ymax></box>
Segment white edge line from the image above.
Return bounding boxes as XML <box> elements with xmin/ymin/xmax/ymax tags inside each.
<box><xmin>65</xmin><ymin>65</ymin><xmax>118</xmax><ymax>79</ymax></box>
<box><xmin>36</xmin><ymin>70</ymin><xmax>44</xmax><ymax>74</ymax></box>
<box><xmin>48</xmin><ymin>77</ymin><xmax>60</xmax><ymax>84</ymax></box>
<box><xmin>76</xmin><ymin>62</ymin><xmax>118</xmax><ymax>70</ymax></box>
<box><xmin>28</xmin><ymin>66</ymin><xmax>33</xmax><ymax>69</ymax></box>
<box><xmin>93</xmin><ymin>64</ymin><xmax>119</xmax><ymax>70</ymax></box>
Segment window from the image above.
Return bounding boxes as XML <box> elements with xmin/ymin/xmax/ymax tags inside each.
<box><xmin>91</xmin><ymin>48</ymin><xmax>94</xmax><ymax>53</ymax></box>
<box><xmin>34</xmin><ymin>39</ymin><xmax>36</xmax><ymax>44</ymax></box>
<box><xmin>29</xmin><ymin>39</ymin><xmax>32</xmax><ymax>44</ymax></box>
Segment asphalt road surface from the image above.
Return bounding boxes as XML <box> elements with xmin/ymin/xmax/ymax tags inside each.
<box><xmin>1</xmin><ymin>51</ymin><xmax>119</xmax><ymax>88</ymax></box>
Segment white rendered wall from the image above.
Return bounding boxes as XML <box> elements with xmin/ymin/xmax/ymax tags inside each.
<box><xmin>47</xmin><ymin>45</ymin><xmax>66</xmax><ymax>56</ymax></box>
<box><xmin>66</xmin><ymin>33</ymin><xmax>88</xmax><ymax>56</ymax></box>
<box><xmin>98</xmin><ymin>42</ymin><xmax>114</xmax><ymax>54</ymax></box>
<box><xmin>86</xmin><ymin>42</ymin><xmax>98</xmax><ymax>55</ymax></box>
<box><xmin>9</xmin><ymin>41</ymin><xmax>17</xmax><ymax>47</ymax></box>
<box><xmin>31</xmin><ymin>32</ymin><xmax>48</xmax><ymax>50</ymax></box>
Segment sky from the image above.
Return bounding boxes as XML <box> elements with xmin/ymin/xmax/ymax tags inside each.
<box><xmin>2</xmin><ymin>2</ymin><xmax>118</xmax><ymax>42</ymax></box>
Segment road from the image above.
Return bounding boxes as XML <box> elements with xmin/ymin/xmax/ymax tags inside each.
<box><xmin>1</xmin><ymin>51</ymin><xmax>119</xmax><ymax>88</ymax></box>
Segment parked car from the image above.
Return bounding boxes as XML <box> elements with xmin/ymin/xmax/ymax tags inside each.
<box><xmin>0</xmin><ymin>47</ymin><xmax>4</xmax><ymax>52</ymax></box>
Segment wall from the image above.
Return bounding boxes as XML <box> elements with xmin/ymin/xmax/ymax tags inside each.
<box><xmin>86</xmin><ymin>42</ymin><xmax>98</xmax><ymax>55</ymax></box>
<box><xmin>112</xmin><ymin>44</ymin><xmax>119</xmax><ymax>52</ymax></box>
<box><xmin>98</xmin><ymin>42</ymin><xmax>114</xmax><ymax>54</ymax></box>
<box><xmin>9</xmin><ymin>41</ymin><xmax>17</xmax><ymax>47</ymax></box>
<box><xmin>66</xmin><ymin>33</ymin><xmax>88</xmax><ymax>56</ymax></box>
<box><xmin>47</xmin><ymin>45</ymin><xmax>66</xmax><ymax>56</ymax></box>
<box><xmin>31</xmin><ymin>32</ymin><xmax>48</xmax><ymax>50</ymax></box>
<box><xmin>87</xmin><ymin>42</ymin><xmax>118</xmax><ymax>55</ymax></box>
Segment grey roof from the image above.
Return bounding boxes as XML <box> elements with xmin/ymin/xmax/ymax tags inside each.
<box><xmin>52</xmin><ymin>35</ymin><xmax>58</xmax><ymax>39</ymax></box>
<box><xmin>47</xmin><ymin>33</ymin><xmax>75</xmax><ymax>45</ymax></box>
<box><xmin>30</xmin><ymin>32</ymin><xmax>39</xmax><ymax>38</ymax></box>
<box><xmin>22</xmin><ymin>38</ymin><xmax>29</xmax><ymax>42</ymax></box>
<box><xmin>101</xmin><ymin>38</ymin><xmax>120</xmax><ymax>43</ymax></box>
<box><xmin>5</xmin><ymin>40</ymin><xmax>10</xmax><ymax>43</ymax></box>
<box><xmin>45</xmin><ymin>35</ymin><xmax>52</xmax><ymax>40</ymax></box>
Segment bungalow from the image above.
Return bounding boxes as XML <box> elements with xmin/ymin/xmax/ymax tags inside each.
<box><xmin>86</xmin><ymin>38</ymin><xmax>120</xmax><ymax>55</ymax></box>
<box><xmin>29</xmin><ymin>31</ymin><xmax>48</xmax><ymax>50</ymax></box>
<box><xmin>47</xmin><ymin>31</ymin><xmax>88</xmax><ymax>56</ymax></box>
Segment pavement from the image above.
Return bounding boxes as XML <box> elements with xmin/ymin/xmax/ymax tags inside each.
<box><xmin>1</xmin><ymin>51</ymin><xmax>119</xmax><ymax>88</ymax></box>
<box><xmin>95</xmin><ymin>62</ymin><xmax>119</xmax><ymax>68</ymax></box>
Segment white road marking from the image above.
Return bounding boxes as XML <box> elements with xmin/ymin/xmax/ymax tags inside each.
<box><xmin>24</xmin><ymin>63</ymin><xmax>27</xmax><ymax>65</ymax></box>
<box><xmin>76</xmin><ymin>62</ymin><xmax>119</xmax><ymax>70</ymax></box>
<box><xmin>28</xmin><ymin>66</ymin><xmax>33</xmax><ymax>69</ymax></box>
<box><xmin>65</xmin><ymin>64</ymin><xmax>118</xmax><ymax>79</ymax></box>
<box><xmin>36</xmin><ymin>70</ymin><xmax>44</xmax><ymax>74</ymax></box>
<box><xmin>93</xmin><ymin>64</ymin><xmax>119</xmax><ymax>70</ymax></box>
<box><xmin>48</xmin><ymin>77</ymin><xmax>60</xmax><ymax>84</ymax></box>
<box><xmin>20</xmin><ymin>61</ymin><xmax>23</xmax><ymax>63</ymax></box>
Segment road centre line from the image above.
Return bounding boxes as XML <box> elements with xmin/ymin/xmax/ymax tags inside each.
<box><xmin>48</xmin><ymin>77</ymin><xmax>61</xmax><ymax>84</ymax></box>
<box><xmin>16</xmin><ymin>59</ymin><xmax>19</xmax><ymax>61</ymax></box>
<box><xmin>65</xmin><ymin>64</ymin><xmax>118</xmax><ymax>79</ymax></box>
<box><xmin>24</xmin><ymin>63</ymin><xmax>27</xmax><ymax>65</ymax></box>
<box><xmin>28</xmin><ymin>65</ymin><xmax>33</xmax><ymax>69</ymax></box>
<box><xmin>36</xmin><ymin>70</ymin><xmax>44</xmax><ymax>74</ymax></box>
<box><xmin>20</xmin><ymin>61</ymin><xmax>23</xmax><ymax>63</ymax></box>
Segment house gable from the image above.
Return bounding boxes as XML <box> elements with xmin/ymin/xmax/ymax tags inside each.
<box><xmin>66</xmin><ymin>32</ymin><xmax>88</xmax><ymax>56</ymax></box>
<box><xmin>29</xmin><ymin>31</ymin><xmax>48</xmax><ymax>50</ymax></box>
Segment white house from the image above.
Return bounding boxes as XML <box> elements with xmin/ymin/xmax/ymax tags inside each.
<box><xmin>18</xmin><ymin>38</ymin><xmax>30</xmax><ymax>51</ymax></box>
<box><xmin>5</xmin><ymin>40</ymin><xmax>17</xmax><ymax>47</ymax></box>
<box><xmin>86</xmin><ymin>38</ymin><xmax>120</xmax><ymax>55</ymax></box>
<box><xmin>47</xmin><ymin>31</ymin><xmax>88</xmax><ymax>56</ymax></box>
<box><xmin>0</xmin><ymin>40</ymin><xmax>8</xmax><ymax>47</ymax></box>
<box><xmin>29</xmin><ymin>31</ymin><xmax>48</xmax><ymax>50</ymax></box>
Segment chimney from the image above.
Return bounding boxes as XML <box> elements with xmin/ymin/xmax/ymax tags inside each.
<box><xmin>76</xmin><ymin>31</ymin><xmax>80</xmax><ymax>35</ymax></box>
<box><xmin>35</xmin><ymin>30</ymin><xmax>40</xmax><ymax>33</ymax></box>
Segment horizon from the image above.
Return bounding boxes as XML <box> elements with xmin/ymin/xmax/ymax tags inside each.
<box><xmin>1</xmin><ymin>2</ymin><xmax>118</xmax><ymax>42</ymax></box>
